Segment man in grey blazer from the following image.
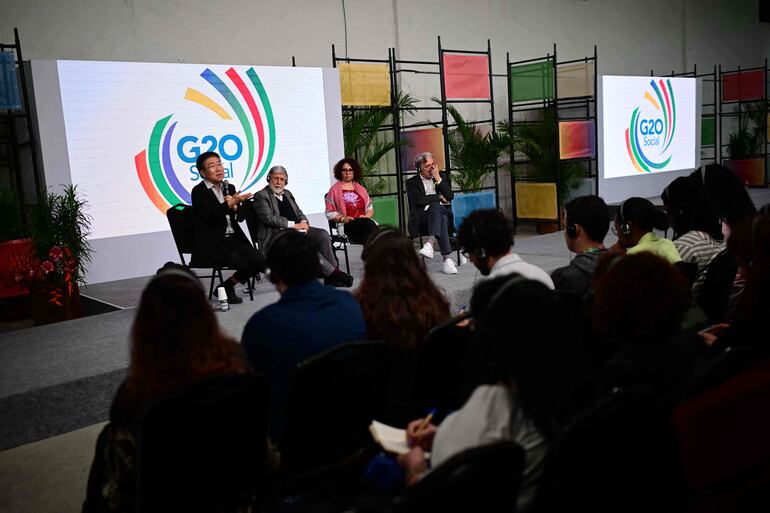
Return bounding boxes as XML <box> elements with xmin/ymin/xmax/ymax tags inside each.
<box><xmin>251</xmin><ymin>165</ymin><xmax>353</xmax><ymax>287</ymax></box>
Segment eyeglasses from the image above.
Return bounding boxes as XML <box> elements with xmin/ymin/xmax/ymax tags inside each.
<box><xmin>341</xmin><ymin>168</ymin><xmax>354</xmax><ymax>173</ymax></box>
<box><xmin>205</xmin><ymin>162</ymin><xmax>224</xmax><ymax>171</ymax></box>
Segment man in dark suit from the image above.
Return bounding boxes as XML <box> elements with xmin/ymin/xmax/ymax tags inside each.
<box><xmin>251</xmin><ymin>165</ymin><xmax>353</xmax><ymax>287</ymax></box>
<box><xmin>190</xmin><ymin>151</ymin><xmax>266</xmax><ymax>303</ymax></box>
<box><xmin>406</xmin><ymin>152</ymin><xmax>458</xmax><ymax>274</ymax></box>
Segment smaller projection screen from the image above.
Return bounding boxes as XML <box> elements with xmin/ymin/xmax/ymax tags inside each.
<box><xmin>598</xmin><ymin>75</ymin><xmax>701</xmax><ymax>203</ymax></box>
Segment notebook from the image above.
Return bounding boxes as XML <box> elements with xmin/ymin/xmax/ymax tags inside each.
<box><xmin>369</xmin><ymin>420</ymin><xmax>410</xmax><ymax>455</ymax></box>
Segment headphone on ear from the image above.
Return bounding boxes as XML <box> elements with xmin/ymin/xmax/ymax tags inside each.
<box><xmin>566</xmin><ymin>196</ymin><xmax>586</xmax><ymax>239</ymax></box>
<box><xmin>267</xmin><ymin>166</ymin><xmax>288</xmax><ymax>185</ymax></box>
<box><xmin>471</xmin><ymin>220</ymin><xmax>487</xmax><ymax>259</ymax></box>
<box><xmin>618</xmin><ymin>200</ymin><xmax>632</xmax><ymax>236</ymax></box>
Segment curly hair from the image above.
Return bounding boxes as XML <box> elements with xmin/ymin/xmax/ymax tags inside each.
<box><xmin>125</xmin><ymin>268</ymin><xmax>246</xmax><ymax>409</ymax></box>
<box><xmin>592</xmin><ymin>253</ymin><xmax>690</xmax><ymax>346</ymax></box>
<box><xmin>333</xmin><ymin>158</ymin><xmax>363</xmax><ymax>182</ymax></box>
<box><xmin>354</xmin><ymin>229</ymin><xmax>451</xmax><ymax>348</ymax></box>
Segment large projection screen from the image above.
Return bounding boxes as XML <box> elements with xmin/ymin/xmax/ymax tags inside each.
<box><xmin>30</xmin><ymin>60</ymin><xmax>344</xmax><ymax>283</ymax></box>
<box><xmin>598</xmin><ymin>75</ymin><xmax>701</xmax><ymax>204</ymax></box>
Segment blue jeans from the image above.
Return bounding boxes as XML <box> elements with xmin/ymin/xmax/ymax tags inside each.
<box><xmin>421</xmin><ymin>203</ymin><xmax>452</xmax><ymax>255</ymax></box>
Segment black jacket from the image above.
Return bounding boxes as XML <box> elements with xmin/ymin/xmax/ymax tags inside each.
<box><xmin>190</xmin><ymin>181</ymin><xmax>249</xmax><ymax>267</ymax></box>
<box><xmin>406</xmin><ymin>172</ymin><xmax>454</xmax><ymax>238</ymax></box>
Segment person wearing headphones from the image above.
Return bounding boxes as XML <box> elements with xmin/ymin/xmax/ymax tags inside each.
<box><xmin>456</xmin><ymin>208</ymin><xmax>554</xmax><ymax>288</ymax></box>
<box><xmin>241</xmin><ymin>229</ymin><xmax>365</xmax><ymax>442</ymax></box>
<box><xmin>551</xmin><ymin>195</ymin><xmax>610</xmax><ymax>298</ymax></box>
<box><xmin>190</xmin><ymin>151</ymin><xmax>266</xmax><ymax>304</ymax></box>
<box><xmin>611</xmin><ymin>197</ymin><xmax>681</xmax><ymax>264</ymax></box>
<box><xmin>406</xmin><ymin>152</ymin><xmax>459</xmax><ymax>275</ymax></box>
<box><xmin>251</xmin><ymin>165</ymin><xmax>354</xmax><ymax>287</ymax></box>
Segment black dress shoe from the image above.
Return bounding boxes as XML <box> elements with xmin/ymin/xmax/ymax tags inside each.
<box><xmin>223</xmin><ymin>280</ymin><xmax>243</xmax><ymax>304</ymax></box>
<box><xmin>323</xmin><ymin>271</ymin><xmax>354</xmax><ymax>288</ymax></box>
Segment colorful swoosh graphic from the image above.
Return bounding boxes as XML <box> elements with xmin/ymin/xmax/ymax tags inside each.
<box><xmin>625</xmin><ymin>79</ymin><xmax>676</xmax><ymax>173</ymax></box>
<box><xmin>135</xmin><ymin>67</ymin><xmax>276</xmax><ymax>214</ymax></box>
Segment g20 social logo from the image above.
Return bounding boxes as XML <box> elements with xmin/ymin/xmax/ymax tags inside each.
<box><xmin>135</xmin><ymin>67</ymin><xmax>276</xmax><ymax>214</ymax></box>
<box><xmin>625</xmin><ymin>79</ymin><xmax>676</xmax><ymax>173</ymax></box>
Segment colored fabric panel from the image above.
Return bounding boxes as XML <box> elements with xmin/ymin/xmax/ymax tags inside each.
<box><xmin>514</xmin><ymin>182</ymin><xmax>558</xmax><ymax>220</ymax></box>
<box><xmin>452</xmin><ymin>190</ymin><xmax>496</xmax><ymax>231</ymax></box>
<box><xmin>339</xmin><ymin>62</ymin><xmax>391</xmax><ymax>106</ymax></box>
<box><xmin>510</xmin><ymin>61</ymin><xmax>553</xmax><ymax>102</ymax></box>
<box><xmin>371</xmin><ymin>195</ymin><xmax>399</xmax><ymax>227</ymax></box>
<box><xmin>443</xmin><ymin>53</ymin><xmax>491</xmax><ymax>100</ymax></box>
<box><xmin>0</xmin><ymin>51</ymin><xmax>21</xmax><ymax>110</ymax></box>
<box><xmin>721</xmin><ymin>70</ymin><xmax>765</xmax><ymax>102</ymax></box>
<box><xmin>701</xmin><ymin>117</ymin><xmax>716</xmax><ymax>146</ymax></box>
<box><xmin>726</xmin><ymin>158</ymin><xmax>765</xmax><ymax>186</ymax></box>
<box><xmin>558</xmin><ymin>120</ymin><xmax>595</xmax><ymax>159</ymax></box>
<box><xmin>556</xmin><ymin>62</ymin><xmax>594</xmax><ymax>99</ymax></box>
<box><xmin>400</xmin><ymin>128</ymin><xmax>445</xmax><ymax>172</ymax></box>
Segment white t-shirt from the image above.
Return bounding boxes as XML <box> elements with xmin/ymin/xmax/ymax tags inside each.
<box><xmin>486</xmin><ymin>253</ymin><xmax>555</xmax><ymax>289</ymax></box>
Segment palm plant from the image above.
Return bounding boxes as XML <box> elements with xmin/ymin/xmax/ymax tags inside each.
<box><xmin>343</xmin><ymin>91</ymin><xmax>418</xmax><ymax>193</ymax></box>
<box><xmin>727</xmin><ymin>101</ymin><xmax>767</xmax><ymax>160</ymax></box>
<box><xmin>498</xmin><ymin>108</ymin><xmax>585</xmax><ymax>204</ymax></box>
<box><xmin>444</xmin><ymin>104</ymin><xmax>508</xmax><ymax>192</ymax></box>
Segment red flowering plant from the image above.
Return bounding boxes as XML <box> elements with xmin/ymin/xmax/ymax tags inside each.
<box><xmin>9</xmin><ymin>244</ymin><xmax>79</xmax><ymax>306</ymax></box>
<box><xmin>4</xmin><ymin>185</ymin><xmax>91</xmax><ymax>309</ymax></box>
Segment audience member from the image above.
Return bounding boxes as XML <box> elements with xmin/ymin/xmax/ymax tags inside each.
<box><xmin>457</xmin><ymin>208</ymin><xmax>554</xmax><ymax>288</ymax></box>
<box><xmin>551</xmin><ymin>195</ymin><xmax>610</xmax><ymax>298</ymax></box>
<box><xmin>354</xmin><ymin>228</ymin><xmax>451</xmax><ymax>425</ymax></box>
<box><xmin>690</xmin><ymin>163</ymin><xmax>756</xmax><ymax>239</ymax></box>
<box><xmin>83</xmin><ymin>263</ymin><xmax>248</xmax><ymax>512</ymax></box>
<box><xmin>399</xmin><ymin>275</ymin><xmax>589</xmax><ymax>512</ymax></box>
<box><xmin>591</xmin><ymin>253</ymin><xmax>699</xmax><ymax>406</ymax></box>
<box><xmin>241</xmin><ymin>230</ymin><xmax>365</xmax><ymax>442</ymax></box>
<box><xmin>252</xmin><ymin>165</ymin><xmax>353</xmax><ymax>287</ymax></box>
<box><xmin>406</xmin><ymin>152</ymin><xmax>459</xmax><ymax>275</ymax></box>
<box><xmin>191</xmin><ymin>151</ymin><xmax>266</xmax><ymax>303</ymax></box>
<box><xmin>611</xmin><ymin>197</ymin><xmax>681</xmax><ymax>264</ymax></box>
<box><xmin>325</xmin><ymin>158</ymin><xmax>378</xmax><ymax>244</ymax></box>
<box><xmin>661</xmin><ymin>176</ymin><xmax>725</xmax><ymax>298</ymax></box>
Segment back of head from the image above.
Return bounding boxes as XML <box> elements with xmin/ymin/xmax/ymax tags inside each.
<box><xmin>357</xmin><ymin>228</ymin><xmax>450</xmax><ymax>347</ymax></box>
<box><xmin>565</xmin><ymin>195</ymin><xmax>610</xmax><ymax>243</ymax></box>
<box><xmin>266</xmin><ymin>230</ymin><xmax>321</xmax><ymax>287</ymax></box>
<box><xmin>592</xmin><ymin>253</ymin><xmax>690</xmax><ymax>347</ymax></box>
<box><xmin>130</xmin><ymin>264</ymin><xmax>243</xmax><ymax>399</ymax></box>
<box><xmin>728</xmin><ymin>212</ymin><xmax>770</xmax><ymax>318</ymax></box>
<box><xmin>661</xmin><ymin>176</ymin><xmax>723</xmax><ymax>240</ymax></box>
<box><xmin>618</xmin><ymin>197</ymin><xmax>669</xmax><ymax>233</ymax></box>
<box><xmin>472</xmin><ymin>276</ymin><xmax>587</xmax><ymax>437</ymax></box>
<box><xmin>691</xmin><ymin>164</ymin><xmax>756</xmax><ymax>228</ymax></box>
<box><xmin>457</xmin><ymin>209</ymin><xmax>514</xmax><ymax>259</ymax></box>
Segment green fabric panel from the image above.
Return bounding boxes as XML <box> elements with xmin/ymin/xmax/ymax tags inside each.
<box><xmin>509</xmin><ymin>61</ymin><xmax>554</xmax><ymax>102</ymax></box>
<box><xmin>701</xmin><ymin>117</ymin><xmax>716</xmax><ymax>146</ymax></box>
<box><xmin>372</xmin><ymin>195</ymin><xmax>399</xmax><ymax>227</ymax></box>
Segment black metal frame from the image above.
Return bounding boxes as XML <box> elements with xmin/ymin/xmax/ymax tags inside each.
<box><xmin>331</xmin><ymin>45</ymin><xmax>405</xmax><ymax>228</ymax></box>
<box><xmin>1</xmin><ymin>28</ymin><xmax>42</xmax><ymax>230</ymax></box>
<box><xmin>506</xmin><ymin>45</ymin><xmax>598</xmax><ymax>228</ymax></box>
<box><xmin>717</xmin><ymin>60</ymin><xmax>769</xmax><ymax>187</ymax></box>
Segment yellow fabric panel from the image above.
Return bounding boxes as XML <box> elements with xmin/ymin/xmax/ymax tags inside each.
<box><xmin>515</xmin><ymin>182</ymin><xmax>558</xmax><ymax>220</ymax></box>
<box><xmin>339</xmin><ymin>63</ymin><xmax>391</xmax><ymax>106</ymax></box>
<box><xmin>556</xmin><ymin>62</ymin><xmax>594</xmax><ymax>99</ymax></box>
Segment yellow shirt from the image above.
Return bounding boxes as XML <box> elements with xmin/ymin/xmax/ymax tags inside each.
<box><xmin>626</xmin><ymin>232</ymin><xmax>682</xmax><ymax>264</ymax></box>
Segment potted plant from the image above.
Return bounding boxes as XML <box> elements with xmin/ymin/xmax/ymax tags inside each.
<box><xmin>725</xmin><ymin>101</ymin><xmax>767</xmax><ymax>187</ymax></box>
<box><xmin>443</xmin><ymin>104</ymin><xmax>506</xmax><ymax>230</ymax></box>
<box><xmin>7</xmin><ymin>185</ymin><xmax>92</xmax><ymax>325</ymax></box>
<box><xmin>499</xmin><ymin>108</ymin><xmax>585</xmax><ymax>233</ymax></box>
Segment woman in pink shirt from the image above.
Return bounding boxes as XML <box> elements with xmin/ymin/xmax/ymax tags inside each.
<box><xmin>325</xmin><ymin>158</ymin><xmax>378</xmax><ymax>243</ymax></box>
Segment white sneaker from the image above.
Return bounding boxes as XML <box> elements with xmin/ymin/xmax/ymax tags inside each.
<box><xmin>459</xmin><ymin>254</ymin><xmax>468</xmax><ymax>266</ymax></box>
<box><xmin>419</xmin><ymin>242</ymin><xmax>435</xmax><ymax>259</ymax></box>
<box><xmin>442</xmin><ymin>258</ymin><xmax>458</xmax><ymax>275</ymax></box>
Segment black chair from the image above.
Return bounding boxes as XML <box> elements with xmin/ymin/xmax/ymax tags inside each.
<box><xmin>239</xmin><ymin>199</ymin><xmax>263</xmax><ymax>289</ymax></box>
<box><xmin>393</xmin><ymin>441</ymin><xmax>525</xmax><ymax>513</ymax></box>
<box><xmin>135</xmin><ymin>373</ymin><xmax>270</xmax><ymax>513</ymax></box>
<box><xmin>535</xmin><ymin>386</ymin><xmax>686</xmax><ymax>513</ymax></box>
<box><xmin>412</xmin><ymin>313</ymin><xmax>472</xmax><ymax>423</ymax></box>
<box><xmin>328</xmin><ymin>219</ymin><xmax>351</xmax><ymax>275</ymax></box>
<box><xmin>406</xmin><ymin>198</ymin><xmax>462</xmax><ymax>263</ymax></box>
<box><xmin>697</xmin><ymin>248</ymin><xmax>738</xmax><ymax>323</ymax></box>
<box><xmin>280</xmin><ymin>341</ymin><xmax>390</xmax><ymax>475</ymax></box>
<box><xmin>166</xmin><ymin>203</ymin><xmax>254</xmax><ymax>300</ymax></box>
